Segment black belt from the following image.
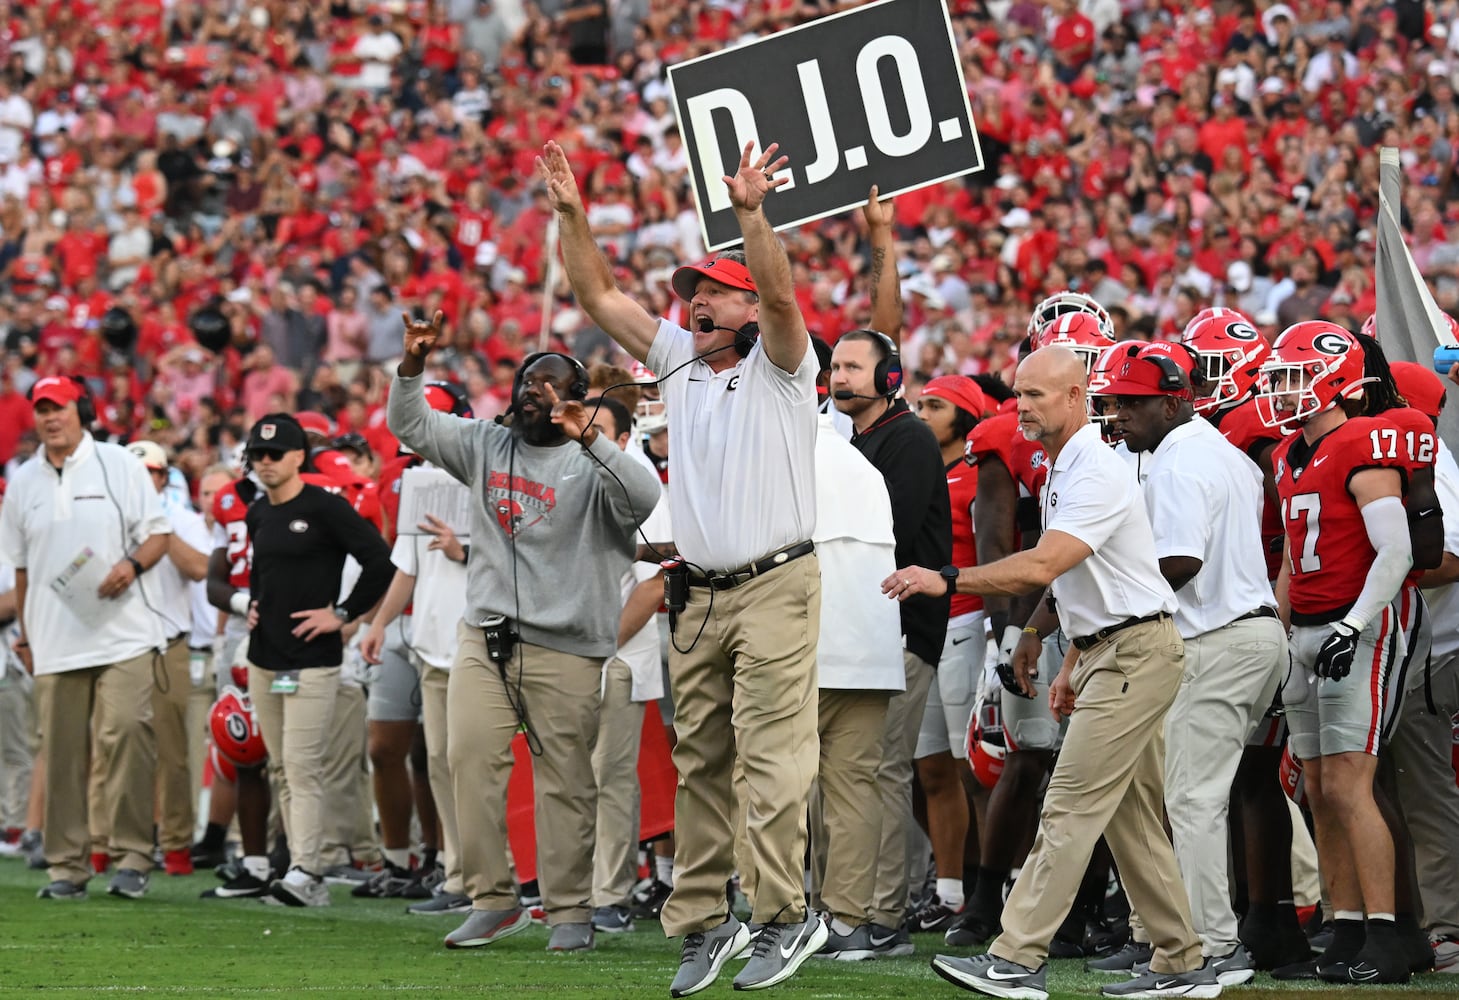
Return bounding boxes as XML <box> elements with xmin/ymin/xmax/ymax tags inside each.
<box><xmin>190</xmin><ymin>645</ymin><xmax>214</xmax><ymax>654</ymax></box>
<box><xmin>687</xmin><ymin>541</ymin><xmax>815</xmax><ymax>591</ymax></box>
<box><xmin>166</xmin><ymin>633</ymin><xmax>187</xmax><ymax>646</ymax></box>
<box><xmin>1071</xmin><ymin>612</ymin><xmax>1169</xmax><ymax>651</ymax></box>
<box><xmin>1230</xmin><ymin>606</ymin><xmax>1278</xmax><ymax>626</ymax></box>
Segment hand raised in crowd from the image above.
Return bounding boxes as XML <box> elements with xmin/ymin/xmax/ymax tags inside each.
<box><xmin>421</xmin><ymin>514</ymin><xmax>465</xmax><ymax>562</ymax></box>
<box><xmin>360</xmin><ymin>622</ymin><xmax>386</xmax><ymax>665</ymax></box>
<box><xmin>291</xmin><ymin>606</ymin><xmax>344</xmax><ymax>642</ymax></box>
<box><xmin>401</xmin><ymin>309</ymin><xmax>445</xmax><ymax>359</ymax></box>
<box><xmin>97</xmin><ymin>558</ymin><xmax>139</xmax><ymax>600</ymax></box>
<box><xmin>543</xmin><ymin>382</ymin><xmax>597</xmax><ymax>445</ymax></box>
<box><xmin>537</xmin><ymin>141</ymin><xmax>586</xmax><ymax>218</ymax></box>
<box><xmin>723</xmin><ymin>140</ymin><xmax>790</xmax><ymax>214</ymax></box>
<box><xmin>861</xmin><ymin>183</ymin><xmax>894</xmax><ymax>232</ymax></box>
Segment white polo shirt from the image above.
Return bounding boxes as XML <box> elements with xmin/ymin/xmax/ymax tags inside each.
<box><xmin>390</xmin><ymin>462</ymin><xmax>471</xmax><ymax>670</ymax></box>
<box><xmin>142</xmin><ymin>502</ymin><xmax>212</xmax><ymax>640</ymax></box>
<box><xmin>1422</xmin><ymin>440</ymin><xmax>1459</xmax><ymax>662</ymax></box>
<box><xmin>0</xmin><ymin>435</ymin><xmax>170</xmax><ymax>674</ymax></box>
<box><xmin>1041</xmin><ymin>422</ymin><xmax>1177</xmax><ymax>641</ymax></box>
<box><xmin>1139</xmin><ymin>417</ymin><xmax>1274</xmax><ymax>639</ymax></box>
<box><xmin>646</xmin><ymin>318</ymin><xmax>818</xmax><ymax>571</ymax></box>
<box><xmin>813</xmin><ymin>414</ymin><xmax>904</xmax><ymax>691</ymax></box>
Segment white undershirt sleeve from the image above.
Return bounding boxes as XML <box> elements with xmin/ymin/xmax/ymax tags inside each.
<box><xmin>1345</xmin><ymin>495</ymin><xmax>1413</xmax><ymax>631</ymax></box>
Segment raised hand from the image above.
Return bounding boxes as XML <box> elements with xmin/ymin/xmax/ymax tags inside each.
<box><xmin>401</xmin><ymin>310</ymin><xmax>444</xmax><ymax>360</ymax></box>
<box><xmin>537</xmin><ymin>141</ymin><xmax>587</xmax><ymax>217</ymax></box>
<box><xmin>723</xmin><ymin>140</ymin><xmax>790</xmax><ymax>214</ymax></box>
<box><xmin>861</xmin><ymin>183</ymin><xmax>895</xmax><ymax>232</ymax></box>
<box><xmin>420</xmin><ymin>514</ymin><xmax>465</xmax><ymax>563</ymax></box>
<box><xmin>542</xmin><ymin>382</ymin><xmax>595</xmax><ymax>444</ymax></box>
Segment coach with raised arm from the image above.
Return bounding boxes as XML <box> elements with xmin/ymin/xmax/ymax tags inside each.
<box><xmin>387</xmin><ymin>312</ymin><xmax>660</xmax><ymax>954</ymax></box>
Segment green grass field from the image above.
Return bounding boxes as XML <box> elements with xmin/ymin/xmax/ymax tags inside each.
<box><xmin>0</xmin><ymin>860</ymin><xmax>1455</xmax><ymax>999</ymax></box>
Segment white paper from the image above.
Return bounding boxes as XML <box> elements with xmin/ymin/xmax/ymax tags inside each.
<box><xmin>49</xmin><ymin>547</ymin><xmax>125</xmax><ymax>628</ymax></box>
<box><xmin>397</xmin><ymin>467</ymin><xmax>473</xmax><ymax>539</ymax></box>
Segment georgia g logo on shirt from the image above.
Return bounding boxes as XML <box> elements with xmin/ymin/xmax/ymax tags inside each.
<box><xmin>289</xmin><ymin>519</ymin><xmax>309</xmax><ymax>533</ymax></box>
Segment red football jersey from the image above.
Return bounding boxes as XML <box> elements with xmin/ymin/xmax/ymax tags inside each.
<box><xmin>1211</xmin><ymin>397</ymin><xmax>1287</xmax><ymax>579</ymax></box>
<box><xmin>965</xmin><ymin>412</ymin><xmax>1048</xmax><ymax>499</ymax></box>
<box><xmin>946</xmin><ymin>459</ymin><xmax>982</xmax><ymax>617</ymax></box>
<box><xmin>211</xmin><ymin>478</ymin><xmax>259</xmax><ymax>589</ymax></box>
<box><xmin>1273</xmin><ymin>416</ymin><xmax>1408</xmax><ymax>616</ymax></box>
<box><xmin>377</xmin><ymin>453</ymin><xmax>423</xmax><ymax>542</ymax></box>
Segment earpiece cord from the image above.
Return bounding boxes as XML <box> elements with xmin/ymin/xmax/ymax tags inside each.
<box><xmin>504</xmin><ymin>435</ymin><xmax>543</xmax><ymax>757</ymax></box>
<box><xmin>96</xmin><ymin>445</ymin><xmax>172</xmax><ymax>690</ymax></box>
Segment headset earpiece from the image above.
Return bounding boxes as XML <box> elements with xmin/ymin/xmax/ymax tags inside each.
<box><xmin>1145</xmin><ymin>354</ymin><xmax>1190</xmax><ymax>395</ymax></box>
<box><xmin>847</xmin><ymin>329</ymin><xmax>903</xmax><ymax>398</ymax></box>
<box><xmin>70</xmin><ymin>375</ymin><xmax>96</xmax><ymax>425</ymax></box>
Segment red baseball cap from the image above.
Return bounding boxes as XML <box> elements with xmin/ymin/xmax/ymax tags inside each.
<box><xmin>921</xmin><ymin>376</ymin><xmax>989</xmax><ymax>419</ymax></box>
<box><xmin>295</xmin><ymin>411</ymin><xmax>335</xmax><ymax>437</ymax></box>
<box><xmin>1390</xmin><ymin>361</ymin><xmax>1446</xmax><ymax>419</ymax></box>
<box><xmin>1097</xmin><ymin>343</ymin><xmax>1195</xmax><ymax>399</ymax></box>
<box><xmin>30</xmin><ymin>376</ymin><xmax>82</xmax><ymax>408</ymax></box>
<box><xmin>671</xmin><ymin>256</ymin><xmax>757</xmax><ymax>303</ymax></box>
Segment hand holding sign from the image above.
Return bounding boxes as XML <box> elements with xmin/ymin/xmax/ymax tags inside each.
<box><xmin>723</xmin><ymin>141</ymin><xmax>790</xmax><ymax>214</ymax></box>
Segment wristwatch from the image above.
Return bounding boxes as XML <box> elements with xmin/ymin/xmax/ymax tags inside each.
<box><xmin>333</xmin><ymin>606</ymin><xmax>351</xmax><ymax>625</ymax></box>
<box><xmin>939</xmin><ymin>565</ymin><xmax>959</xmax><ymax>597</ymax></box>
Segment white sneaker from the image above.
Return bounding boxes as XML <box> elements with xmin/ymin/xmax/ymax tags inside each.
<box><xmin>269</xmin><ymin>867</ymin><xmax>330</xmax><ymax>907</ymax></box>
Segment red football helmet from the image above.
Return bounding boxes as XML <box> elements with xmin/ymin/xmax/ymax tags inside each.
<box><xmin>966</xmin><ymin>696</ymin><xmax>1007</xmax><ymax>789</ymax></box>
<box><xmin>1255</xmin><ymin>322</ymin><xmax>1369</xmax><ymax>430</ymax></box>
<box><xmin>1031</xmin><ymin>311</ymin><xmax>1115</xmax><ymax>376</ymax></box>
<box><xmin>230</xmin><ymin>663</ymin><xmax>249</xmax><ymax>691</ymax></box>
<box><xmin>210</xmin><ymin>686</ymin><xmax>267</xmax><ymax>767</ymax></box>
<box><xmin>1279</xmin><ymin>742</ymin><xmax>1307</xmax><ymax>809</ymax></box>
<box><xmin>423</xmin><ymin>380</ymin><xmax>474</xmax><ymax>418</ymax></box>
<box><xmin>208</xmin><ymin>743</ymin><xmax>238</xmax><ymax>784</ymax></box>
<box><xmin>1027</xmin><ymin>290</ymin><xmax>1116</xmax><ymax>344</ymax></box>
<box><xmin>1180</xmin><ymin>307</ymin><xmax>1270</xmax><ymax>415</ymax></box>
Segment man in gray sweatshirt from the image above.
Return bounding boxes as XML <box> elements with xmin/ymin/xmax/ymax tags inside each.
<box><xmin>388</xmin><ymin>310</ymin><xmax>662</xmax><ymax>954</ymax></box>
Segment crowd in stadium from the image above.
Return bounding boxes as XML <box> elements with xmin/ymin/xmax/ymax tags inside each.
<box><xmin>0</xmin><ymin>0</ymin><xmax>1458</xmax><ymax>997</ymax></box>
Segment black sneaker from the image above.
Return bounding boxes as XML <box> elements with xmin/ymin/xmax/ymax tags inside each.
<box><xmin>352</xmin><ymin>862</ymin><xmax>414</xmax><ymax>898</ymax></box>
<box><xmin>1271</xmin><ymin>958</ymin><xmax>1319</xmax><ymax>981</ymax></box>
<box><xmin>631</xmin><ymin>878</ymin><xmax>672</xmax><ymax>920</ymax></box>
<box><xmin>1085</xmin><ymin>940</ymin><xmax>1152</xmax><ymax>974</ymax></box>
<box><xmin>908</xmin><ymin>894</ymin><xmax>964</xmax><ymax>934</ymax></box>
<box><xmin>869</xmin><ymin>923</ymin><xmax>914</xmax><ymax>957</ymax></box>
<box><xmin>943</xmin><ymin>908</ymin><xmax>998</xmax><ymax>948</ymax></box>
<box><xmin>816</xmin><ymin>922</ymin><xmax>875</xmax><ymax>961</ymax></box>
<box><xmin>1318</xmin><ymin>943</ymin><xmax>1411</xmax><ymax>985</ymax></box>
<box><xmin>190</xmin><ymin>840</ymin><xmax>229</xmax><ymax>871</ymax></box>
<box><xmin>1239</xmin><ymin>908</ymin><xmax>1312</xmax><ymax>970</ymax></box>
<box><xmin>202</xmin><ymin>872</ymin><xmax>269</xmax><ymax>899</ymax></box>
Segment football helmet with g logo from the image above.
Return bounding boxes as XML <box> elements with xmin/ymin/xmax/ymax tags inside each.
<box><xmin>1255</xmin><ymin>321</ymin><xmax>1370</xmax><ymax>430</ymax></box>
<box><xmin>1180</xmin><ymin>307</ymin><xmax>1270</xmax><ymax>415</ymax></box>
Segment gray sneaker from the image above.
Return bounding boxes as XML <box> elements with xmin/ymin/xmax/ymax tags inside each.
<box><xmin>670</xmin><ymin>915</ymin><xmax>752</xmax><ymax>998</ymax></box>
<box><xmin>816</xmin><ymin>922</ymin><xmax>876</xmax><ymax>961</ymax></box>
<box><xmin>546</xmin><ymin>922</ymin><xmax>595</xmax><ymax>952</ymax></box>
<box><xmin>321</xmin><ymin>862</ymin><xmax>375</xmax><ymax>886</ymax></box>
<box><xmin>1209</xmin><ymin>945</ymin><xmax>1255</xmax><ymax>986</ymax></box>
<box><xmin>106</xmin><ymin>868</ymin><xmax>149</xmax><ymax>900</ymax></box>
<box><xmin>407</xmin><ymin>890</ymin><xmax>472</xmax><ymax>915</ymax></box>
<box><xmin>931</xmin><ymin>953</ymin><xmax>1049</xmax><ymax>1000</ymax></box>
<box><xmin>1101</xmin><ymin>964</ymin><xmax>1221</xmax><ymax>998</ymax></box>
<box><xmin>443</xmin><ymin>907</ymin><xmax>532</xmax><ymax>949</ymax></box>
<box><xmin>269</xmin><ymin>868</ymin><xmax>330</xmax><ymax>907</ymax></box>
<box><xmin>732</xmin><ymin>913</ymin><xmax>829</xmax><ymax>991</ymax></box>
<box><xmin>37</xmin><ymin>879</ymin><xmax>88</xmax><ymax>901</ymax></box>
<box><xmin>592</xmin><ymin>904</ymin><xmax>635</xmax><ymax>933</ymax></box>
<box><xmin>869</xmin><ymin>923</ymin><xmax>914</xmax><ymax>958</ymax></box>
<box><xmin>1088</xmin><ymin>940</ymin><xmax>1154</xmax><ymax>973</ymax></box>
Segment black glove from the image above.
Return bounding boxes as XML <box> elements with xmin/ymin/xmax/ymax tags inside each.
<box><xmin>995</xmin><ymin>625</ymin><xmax>1035</xmax><ymax>699</ymax></box>
<box><xmin>1314</xmin><ymin>621</ymin><xmax>1360</xmax><ymax>681</ymax></box>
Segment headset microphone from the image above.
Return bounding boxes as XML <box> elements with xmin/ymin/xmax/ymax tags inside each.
<box><xmin>832</xmin><ymin>390</ymin><xmax>885</xmax><ymax>401</ymax></box>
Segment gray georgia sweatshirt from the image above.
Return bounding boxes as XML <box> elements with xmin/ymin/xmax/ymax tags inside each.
<box><xmin>388</xmin><ymin>372</ymin><xmax>662</xmax><ymax>657</ymax></box>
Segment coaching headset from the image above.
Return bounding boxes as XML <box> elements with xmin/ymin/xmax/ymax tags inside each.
<box><xmin>27</xmin><ymin>374</ymin><xmax>97</xmax><ymax>424</ymax></box>
<box><xmin>1116</xmin><ymin>343</ymin><xmax>1206</xmax><ymax>399</ymax></box>
<box><xmin>511</xmin><ymin>352</ymin><xmax>591</xmax><ymax>408</ymax></box>
<box><xmin>832</xmin><ymin>329</ymin><xmax>904</xmax><ymax>401</ymax></box>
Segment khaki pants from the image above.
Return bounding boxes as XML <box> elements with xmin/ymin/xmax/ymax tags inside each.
<box><xmin>813</xmin><ymin>688</ymin><xmax>890</xmax><ymax>926</ymax></box>
<box><xmin>419</xmin><ymin>661</ymin><xmax>462</xmax><ymax>895</ymax></box>
<box><xmin>37</xmin><ymin>651</ymin><xmax>158</xmax><ymax>883</ymax></box>
<box><xmin>0</xmin><ymin>663</ymin><xmax>36</xmax><ymax>829</ymax></box>
<box><xmin>869</xmin><ymin>651</ymin><xmax>934</xmax><ymax>928</ymax></box>
<box><xmin>662</xmin><ymin>556</ymin><xmax>821</xmax><ymax>937</ymax></box>
<box><xmin>1389</xmin><ymin>649</ymin><xmax>1459</xmax><ymax>937</ymax></box>
<box><xmin>1165</xmin><ymin>617</ymin><xmax>1285</xmax><ymax>955</ymax></box>
<box><xmin>992</xmin><ymin>617</ymin><xmax>1203</xmax><ymax>974</ymax></box>
<box><xmin>449</xmin><ymin>623</ymin><xmax>602</xmax><ymax>924</ymax></box>
<box><xmin>592</xmin><ymin>657</ymin><xmax>645</xmax><ymax>908</ymax></box>
<box><xmin>153</xmin><ymin>637</ymin><xmax>196</xmax><ymax>853</ymax></box>
<box><xmin>318</xmin><ymin>681</ymin><xmax>374</xmax><ymax>868</ymax></box>
<box><xmin>248</xmin><ymin>665</ymin><xmax>340</xmax><ymax>875</ymax></box>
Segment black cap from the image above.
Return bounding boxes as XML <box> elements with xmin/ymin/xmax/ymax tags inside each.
<box><xmin>246</xmin><ymin>413</ymin><xmax>308</xmax><ymax>454</ymax></box>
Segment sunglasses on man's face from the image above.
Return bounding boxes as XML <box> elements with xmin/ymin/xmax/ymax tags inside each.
<box><xmin>248</xmin><ymin>449</ymin><xmax>286</xmax><ymax>463</ymax></box>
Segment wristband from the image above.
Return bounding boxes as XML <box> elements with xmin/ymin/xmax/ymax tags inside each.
<box><xmin>126</xmin><ymin>556</ymin><xmax>145</xmax><ymax>577</ymax></box>
<box><xmin>1022</xmin><ymin>626</ymin><xmax>1040</xmax><ymax>636</ymax></box>
<box><xmin>229</xmin><ymin>592</ymin><xmax>250</xmax><ymax>617</ymax></box>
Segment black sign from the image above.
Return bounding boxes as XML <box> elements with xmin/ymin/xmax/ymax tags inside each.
<box><xmin>668</xmin><ymin>0</ymin><xmax>983</xmax><ymax>251</ymax></box>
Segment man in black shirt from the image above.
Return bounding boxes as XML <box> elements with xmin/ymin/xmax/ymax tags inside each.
<box><xmin>831</xmin><ymin>329</ymin><xmax>952</xmax><ymax>951</ymax></box>
<box><xmin>243</xmin><ymin>413</ymin><xmax>392</xmax><ymax>907</ymax></box>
